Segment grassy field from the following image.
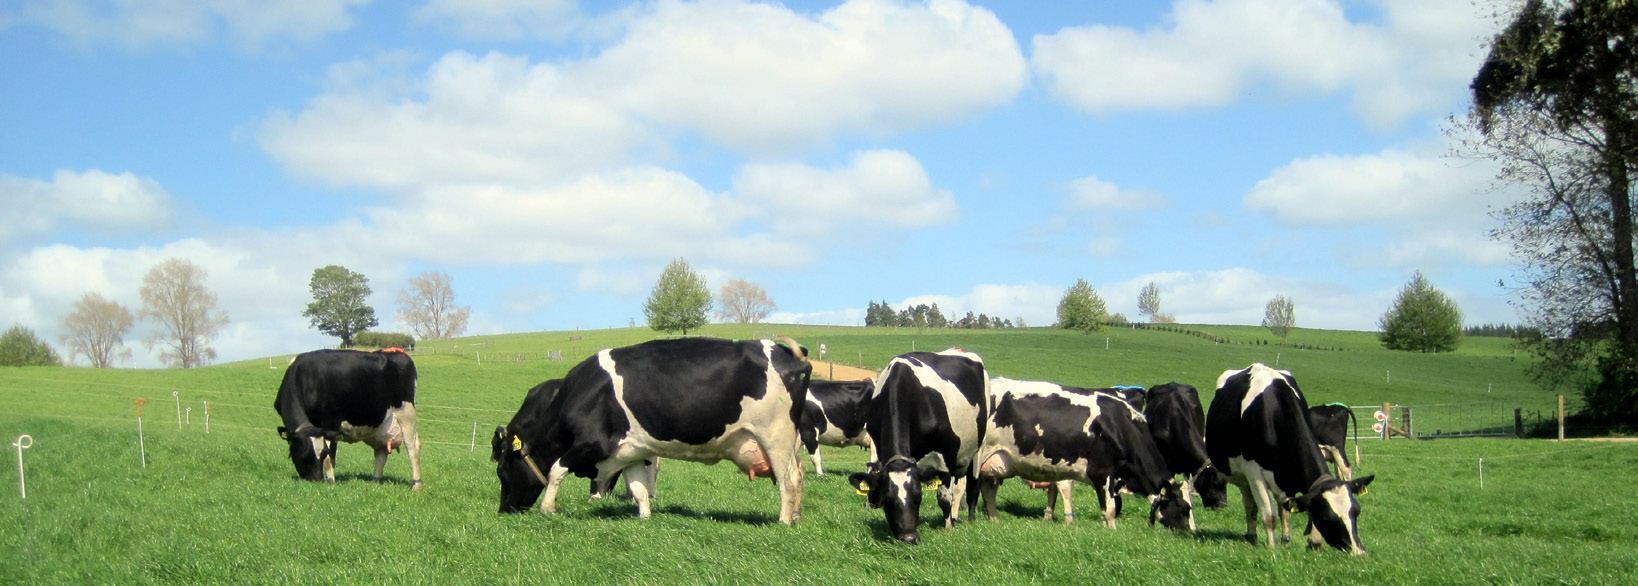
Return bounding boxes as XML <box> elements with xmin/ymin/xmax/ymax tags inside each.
<box><xmin>2</xmin><ymin>325</ymin><xmax>1632</xmax><ymax>583</ymax></box>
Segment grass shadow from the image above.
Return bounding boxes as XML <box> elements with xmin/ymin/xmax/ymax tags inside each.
<box><xmin>654</xmin><ymin>503</ymin><xmax>779</xmax><ymax>526</ymax></box>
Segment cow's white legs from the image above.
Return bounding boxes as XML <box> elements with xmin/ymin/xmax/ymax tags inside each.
<box><xmin>937</xmin><ymin>476</ymin><xmax>969</xmax><ymax>529</ymax></box>
<box><xmin>1055</xmin><ymin>480</ymin><xmax>1075</xmax><ymax>525</ymax></box>
<box><xmin>980</xmin><ymin>477</ymin><xmax>1001</xmax><ymax>521</ymax></box>
<box><xmin>1182</xmin><ymin>479</ymin><xmax>1198</xmax><ymax>531</ymax></box>
<box><xmin>1245</xmin><ymin>477</ymin><xmax>1279</xmax><ymax>547</ymax></box>
<box><xmin>398</xmin><ymin>404</ymin><xmax>423</xmax><ymax>491</ymax></box>
<box><xmin>810</xmin><ymin>449</ymin><xmax>825</xmax><ymax>476</ymax></box>
<box><xmin>1320</xmin><ymin>445</ymin><xmax>1354</xmax><ymax>481</ymax></box>
<box><xmin>1097</xmin><ymin>478</ymin><xmax>1118</xmax><ymax>529</ymax></box>
<box><xmin>372</xmin><ymin>447</ymin><xmax>388</xmax><ymax>481</ymax></box>
<box><xmin>541</xmin><ymin>462</ymin><xmax>570</xmax><ymax>514</ymax></box>
<box><xmin>623</xmin><ymin>461</ymin><xmax>654</xmax><ymax>518</ymax></box>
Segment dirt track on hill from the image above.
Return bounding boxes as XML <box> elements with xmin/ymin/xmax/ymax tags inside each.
<box><xmin>810</xmin><ymin>360</ymin><xmax>877</xmax><ymax>381</ymax></box>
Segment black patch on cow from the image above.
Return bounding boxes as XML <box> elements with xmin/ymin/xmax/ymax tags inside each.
<box><xmin>1145</xmin><ymin>382</ymin><xmax>1210</xmax><ymax>477</ymax></box>
<box><xmin>800</xmin><ymin>379</ymin><xmax>873</xmax><ymax>454</ymax></box>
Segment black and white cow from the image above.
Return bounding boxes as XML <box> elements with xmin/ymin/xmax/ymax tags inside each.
<box><xmin>977</xmin><ymin>379</ymin><xmax>1176</xmax><ymax>529</ymax></box>
<box><xmin>1308</xmin><ymin>403</ymin><xmax>1359</xmax><ymax>481</ymax></box>
<box><xmin>1143</xmin><ymin>381</ymin><xmax>1229</xmax><ymax>530</ymax></box>
<box><xmin>848</xmin><ymin>349</ymin><xmax>988</xmax><ymax>544</ymax></box>
<box><xmin>493</xmin><ymin>378</ymin><xmax>655</xmax><ymax>501</ymax></box>
<box><xmin>1206</xmin><ymin>364</ymin><xmax>1375</xmax><ymax>555</ymax></box>
<box><xmin>273</xmin><ymin>348</ymin><xmax>423</xmax><ymax>490</ymax></box>
<box><xmin>799</xmin><ymin>379</ymin><xmax>874</xmax><ymax>475</ymax></box>
<box><xmin>492</xmin><ymin>337</ymin><xmax>810</xmax><ymax>524</ymax></box>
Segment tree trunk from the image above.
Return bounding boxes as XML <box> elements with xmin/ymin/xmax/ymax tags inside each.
<box><xmin>1605</xmin><ymin>115</ymin><xmax>1638</xmax><ymax>359</ymax></box>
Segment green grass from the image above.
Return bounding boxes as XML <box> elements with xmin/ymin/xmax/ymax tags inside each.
<box><xmin>2</xmin><ymin>325</ymin><xmax>1629</xmax><ymax>583</ymax></box>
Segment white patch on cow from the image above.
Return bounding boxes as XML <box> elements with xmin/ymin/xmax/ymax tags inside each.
<box><xmin>1320</xmin><ymin>484</ymin><xmax>1364</xmax><ymax>554</ymax></box>
<box><xmin>1236</xmin><ymin>363</ymin><xmax>1298</xmax><ymax>416</ymax></box>
<box><xmin>889</xmin><ymin>469</ymin><xmax>916</xmax><ymax>510</ymax></box>
<box><xmin>975</xmin><ymin>380</ymin><xmax>1108</xmax><ymax>488</ymax></box>
<box><xmin>896</xmin><ymin>354</ymin><xmax>985</xmax><ymax>473</ymax></box>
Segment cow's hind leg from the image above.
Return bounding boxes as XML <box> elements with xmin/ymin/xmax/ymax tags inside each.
<box><xmin>760</xmin><ymin>434</ymin><xmax>804</xmax><ymax>525</ymax></box>
<box><xmin>1245</xmin><ymin>479</ymin><xmax>1279</xmax><ymax>547</ymax></box>
<box><xmin>622</xmin><ymin>462</ymin><xmax>654</xmax><ymax>518</ymax></box>
<box><xmin>980</xmin><ymin>476</ymin><xmax>1001</xmax><ymax>522</ymax></box>
<box><xmin>372</xmin><ymin>446</ymin><xmax>388</xmax><ymax>481</ymax></box>
<box><xmin>398</xmin><ymin>404</ymin><xmax>424</xmax><ymax>491</ymax></box>
<box><xmin>1057</xmin><ymin>480</ymin><xmax>1075</xmax><ymax>525</ymax></box>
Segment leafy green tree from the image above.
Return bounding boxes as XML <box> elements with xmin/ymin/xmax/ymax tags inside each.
<box><xmin>1056</xmin><ymin>279</ymin><xmax>1107</xmax><ymax>333</ymax></box>
<box><xmin>1470</xmin><ymin>0</ymin><xmax>1638</xmax><ymax>422</ymax></box>
<box><xmin>644</xmin><ymin>258</ymin><xmax>712</xmax><ymax>335</ymax></box>
<box><xmin>1379</xmin><ymin>271</ymin><xmax>1464</xmax><ymax>353</ymax></box>
<box><xmin>1263</xmin><ymin>295</ymin><xmax>1295</xmax><ymax>343</ymax></box>
<box><xmin>303</xmin><ymin>265</ymin><xmax>378</xmax><ymax>348</ymax></box>
<box><xmin>0</xmin><ymin>324</ymin><xmax>63</xmax><ymax>367</ymax></box>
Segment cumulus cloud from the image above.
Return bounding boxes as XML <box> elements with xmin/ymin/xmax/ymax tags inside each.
<box><xmin>577</xmin><ymin>0</ymin><xmax>1027</xmax><ymax>152</ymax></box>
<box><xmin>0</xmin><ymin>169</ymin><xmax>173</xmax><ymax>243</ymax></box>
<box><xmin>413</xmin><ymin>0</ymin><xmax>581</xmax><ymax>40</ymax></box>
<box><xmin>732</xmin><ymin>150</ymin><xmax>960</xmax><ymax>238</ymax></box>
<box><xmin>1030</xmin><ymin>0</ymin><xmax>1491</xmax><ymax>128</ymax></box>
<box><xmin>1243</xmin><ymin>145</ymin><xmax>1496</xmax><ymax>225</ymax></box>
<box><xmin>0</xmin><ymin>0</ymin><xmax>368</xmax><ymax>50</ymax></box>
<box><xmin>1066</xmin><ymin>175</ymin><xmax>1168</xmax><ymax>211</ymax></box>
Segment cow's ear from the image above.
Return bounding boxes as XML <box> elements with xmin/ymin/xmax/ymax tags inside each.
<box><xmin>1350</xmin><ymin>474</ymin><xmax>1375</xmax><ymax>496</ymax></box>
<box><xmin>277</xmin><ymin>427</ymin><xmax>290</xmax><ymax>440</ymax></box>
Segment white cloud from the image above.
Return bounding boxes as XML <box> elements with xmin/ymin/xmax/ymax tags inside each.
<box><xmin>0</xmin><ymin>0</ymin><xmax>368</xmax><ymax>50</ymax></box>
<box><xmin>1243</xmin><ymin>145</ymin><xmax>1496</xmax><ymax>225</ymax></box>
<box><xmin>413</xmin><ymin>0</ymin><xmax>580</xmax><ymax>40</ymax></box>
<box><xmin>1066</xmin><ymin>175</ymin><xmax>1168</xmax><ymax>211</ymax></box>
<box><xmin>1030</xmin><ymin>0</ymin><xmax>1491</xmax><ymax>128</ymax></box>
<box><xmin>732</xmin><ymin>150</ymin><xmax>960</xmax><ymax>238</ymax></box>
<box><xmin>259</xmin><ymin>51</ymin><xmax>649</xmax><ymax>192</ymax></box>
<box><xmin>769</xmin><ymin>308</ymin><xmax>866</xmax><ymax>327</ymax></box>
<box><xmin>1105</xmin><ymin>268</ymin><xmax>1382</xmax><ymax>330</ymax></box>
<box><xmin>0</xmin><ymin>169</ymin><xmax>173</xmax><ymax>243</ymax></box>
<box><xmin>578</xmin><ymin>0</ymin><xmax>1026</xmax><ymax>152</ymax></box>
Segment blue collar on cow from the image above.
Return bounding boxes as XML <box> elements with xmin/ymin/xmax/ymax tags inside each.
<box><xmin>1112</xmin><ymin>385</ymin><xmax>1144</xmax><ymax>390</ymax></box>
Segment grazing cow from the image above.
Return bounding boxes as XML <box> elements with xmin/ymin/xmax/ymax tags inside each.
<box><xmin>976</xmin><ymin>379</ymin><xmax>1176</xmax><ymax>529</ymax></box>
<box><xmin>1111</xmin><ymin>385</ymin><xmax>1148</xmax><ymax>412</ymax></box>
<box><xmin>799</xmin><ymin>379</ymin><xmax>875</xmax><ymax>475</ymax></box>
<box><xmin>1206</xmin><ymin>364</ymin><xmax>1375</xmax><ymax>555</ymax></box>
<box><xmin>1143</xmin><ymin>382</ymin><xmax>1229</xmax><ymax>530</ymax></box>
<box><xmin>1308</xmin><ymin>403</ymin><xmax>1359</xmax><ymax>481</ymax></box>
<box><xmin>492</xmin><ymin>337</ymin><xmax>811</xmax><ymax>524</ymax></box>
<box><xmin>273</xmin><ymin>348</ymin><xmax>423</xmax><ymax>490</ymax></box>
<box><xmin>493</xmin><ymin>378</ymin><xmax>654</xmax><ymax>500</ymax></box>
<box><xmin>848</xmin><ymin>349</ymin><xmax>989</xmax><ymax>544</ymax></box>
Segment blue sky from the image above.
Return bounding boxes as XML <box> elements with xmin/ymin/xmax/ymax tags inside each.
<box><xmin>2</xmin><ymin>0</ymin><xmax>1520</xmax><ymax>367</ymax></box>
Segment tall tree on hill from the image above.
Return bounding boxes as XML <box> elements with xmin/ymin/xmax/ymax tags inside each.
<box><xmin>60</xmin><ymin>292</ymin><xmax>134</xmax><ymax>367</ymax></box>
<box><xmin>140</xmin><ymin>258</ymin><xmax>228</xmax><ymax>368</ymax></box>
<box><xmin>644</xmin><ymin>257</ymin><xmax>712</xmax><ymax>335</ymax></box>
<box><xmin>1138</xmin><ymin>281</ymin><xmax>1162</xmax><ymax>322</ymax></box>
<box><xmin>304</xmin><ymin>265</ymin><xmax>378</xmax><ymax>348</ymax></box>
<box><xmin>1056</xmin><ymin>279</ymin><xmax>1107</xmax><ymax>333</ymax></box>
<box><xmin>0</xmin><ymin>324</ymin><xmax>62</xmax><ymax>367</ymax></box>
<box><xmin>715</xmin><ymin>279</ymin><xmax>777</xmax><ymax>324</ymax></box>
<box><xmin>1262</xmin><ymin>295</ymin><xmax>1295</xmax><ymax>343</ymax></box>
<box><xmin>397</xmin><ymin>271</ymin><xmax>470</xmax><ymax>341</ymax></box>
<box><xmin>1379</xmin><ymin>271</ymin><xmax>1465</xmax><ymax>353</ymax></box>
<box><xmin>1469</xmin><ymin>0</ymin><xmax>1638</xmax><ymax>421</ymax></box>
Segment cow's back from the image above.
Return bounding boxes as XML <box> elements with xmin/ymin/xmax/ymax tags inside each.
<box><xmin>1206</xmin><ymin>365</ymin><xmax>1328</xmax><ymax>495</ymax></box>
<box><xmin>1145</xmin><ymin>382</ymin><xmax>1209</xmax><ymax>476</ymax></box>
<box><xmin>275</xmin><ymin>349</ymin><xmax>416</xmax><ymax>429</ymax></box>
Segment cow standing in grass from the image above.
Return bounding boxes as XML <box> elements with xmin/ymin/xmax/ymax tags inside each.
<box><xmin>273</xmin><ymin>348</ymin><xmax>423</xmax><ymax>490</ymax></box>
<box><xmin>1206</xmin><ymin>363</ymin><xmax>1375</xmax><ymax>555</ymax></box>
<box><xmin>493</xmin><ymin>337</ymin><xmax>810</xmax><ymax>524</ymax></box>
<box><xmin>848</xmin><ymin>349</ymin><xmax>988</xmax><ymax>544</ymax></box>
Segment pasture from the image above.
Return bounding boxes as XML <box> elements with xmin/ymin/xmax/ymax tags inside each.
<box><xmin>2</xmin><ymin>325</ymin><xmax>1634</xmax><ymax>583</ymax></box>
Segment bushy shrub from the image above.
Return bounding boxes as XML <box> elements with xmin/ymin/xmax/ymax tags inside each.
<box><xmin>354</xmin><ymin>331</ymin><xmax>415</xmax><ymax>350</ymax></box>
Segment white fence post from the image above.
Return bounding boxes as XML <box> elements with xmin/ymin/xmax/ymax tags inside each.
<box><xmin>13</xmin><ymin>435</ymin><xmax>32</xmax><ymax>499</ymax></box>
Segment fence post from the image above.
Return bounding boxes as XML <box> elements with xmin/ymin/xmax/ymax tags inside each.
<box><xmin>1557</xmin><ymin>394</ymin><xmax>1565</xmax><ymax>441</ymax></box>
<box><xmin>1514</xmin><ymin>408</ymin><xmax>1523</xmax><ymax>437</ymax></box>
<box><xmin>1402</xmin><ymin>406</ymin><xmax>1412</xmax><ymax>439</ymax></box>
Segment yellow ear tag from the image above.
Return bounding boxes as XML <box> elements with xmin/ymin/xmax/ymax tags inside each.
<box><xmin>512</xmin><ymin>436</ymin><xmax>523</xmax><ymax>451</ymax></box>
<box><xmin>1358</xmin><ymin>486</ymin><xmax>1369</xmax><ymax>496</ymax></box>
<box><xmin>923</xmin><ymin>477</ymin><xmax>943</xmax><ymax>491</ymax></box>
<box><xmin>1284</xmin><ymin>500</ymin><xmax>1300</xmax><ymax>513</ymax></box>
<box><xmin>855</xmin><ymin>482</ymin><xmax>871</xmax><ymax>496</ymax></box>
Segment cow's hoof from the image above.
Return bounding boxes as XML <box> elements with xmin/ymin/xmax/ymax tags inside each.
<box><xmin>896</xmin><ymin>533</ymin><xmax>920</xmax><ymax>545</ymax></box>
<box><xmin>1281</xmin><ymin>536</ymin><xmax>1292</xmax><ymax>544</ymax></box>
<box><xmin>1243</xmin><ymin>533</ymin><xmax>1257</xmax><ymax>544</ymax></box>
<box><xmin>412</xmin><ymin>480</ymin><xmax>424</xmax><ymax>492</ymax></box>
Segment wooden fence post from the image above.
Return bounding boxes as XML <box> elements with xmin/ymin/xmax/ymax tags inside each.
<box><xmin>1557</xmin><ymin>394</ymin><xmax>1565</xmax><ymax>441</ymax></box>
<box><xmin>1514</xmin><ymin>408</ymin><xmax>1523</xmax><ymax>438</ymax></box>
<box><xmin>1382</xmin><ymin>402</ymin><xmax>1391</xmax><ymax>440</ymax></box>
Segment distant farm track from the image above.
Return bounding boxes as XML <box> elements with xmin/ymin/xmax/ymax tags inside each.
<box><xmin>810</xmin><ymin>360</ymin><xmax>876</xmax><ymax>381</ymax></box>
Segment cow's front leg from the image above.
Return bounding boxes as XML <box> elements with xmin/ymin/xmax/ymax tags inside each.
<box><xmin>1098</xmin><ymin>478</ymin><xmax>1118</xmax><ymax>529</ymax></box>
<box><xmin>937</xmin><ymin>476</ymin><xmax>967</xmax><ymax>529</ymax></box>
<box><xmin>540</xmin><ymin>462</ymin><xmax>569</xmax><ymax>514</ymax></box>
<box><xmin>980</xmin><ymin>477</ymin><xmax>1001</xmax><ymax>522</ymax></box>
<box><xmin>372</xmin><ymin>446</ymin><xmax>388</xmax><ymax>481</ymax></box>
<box><xmin>1056</xmin><ymin>480</ymin><xmax>1075</xmax><ymax>525</ymax></box>
<box><xmin>811</xmin><ymin>448</ymin><xmax>825</xmax><ymax>476</ymax></box>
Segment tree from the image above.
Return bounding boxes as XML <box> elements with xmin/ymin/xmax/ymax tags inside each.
<box><xmin>303</xmin><ymin>265</ymin><xmax>378</xmax><ymax>348</ymax></box>
<box><xmin>714</xmin><ymin>279</ymin><xmax>777</xmax><ymax>324</ymax></box>
<box><xmin>1263</xmin><ymin>295</ymin><xmax>1296</xmax><ymax>343</ymax></box>
<box><xmin>1469</xmin><ymin>0</ymin><xmax>1638</xmax><ymax>421</ymax></box>
<box><xmin>397</xmin><ymin>271</ymin><xmax>470</xmax><ymax>341</ymax></box>
<box><xmin>0</xmin><ymin>324</ymin><xmax>62</xmax><ymax>367</ymax></box>
<box><xmin>140</xmin><ymin>258</ymin><xmax>228</xmax><ymax>368</ymax></box>
<box><xmin>1056</xmin><ymin>279</ymin><xmax>1107</xmax><ymax>333</ymax></box>
<box><xmin>60</xmin><ymin>292</ymin><xmax>134</xmax><ymax>367</ymax></box>
<box><xmin>1138</xmin><ymin>281</ymin><xmax>1162</xmax><ymax>322</ymax></box>
<box><xmin>644</xmin><ymin>258</ymin><xmax>712</xmax><ymax>335</ymax></box>
<box><xmin>1379</xmin><ymin>271</ymin><xmax>1465</xmax><ymax>353</ymax></box>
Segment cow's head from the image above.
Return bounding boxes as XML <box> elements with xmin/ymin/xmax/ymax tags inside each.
<box><xmin>1194</xmin><ymin>465</ymin><xmax>1229</xmax><ymax>509</ymax></box>
<box><xmin>1286</xmin><ymin>474</ymin><xmax>1375</xmax><ymax>555</ymax></box>
<box><xmin>492</xmin><ymin>426</ymin><xmax>547</xmax><ymax>514</ymax></box>
<box><xmin>849</xmin><ymin>456</ymin><xmax>925</xmax><ymax>544</ymax></box>
<box><xmin>276</xmin><ymin>425</ymin><xmax>337</xmax><ymax>482</ymax></box>
<box><xmin>1149</xmin><ymin>480</ymin><xmax>1193</xmax><ymax>530</ymax></box>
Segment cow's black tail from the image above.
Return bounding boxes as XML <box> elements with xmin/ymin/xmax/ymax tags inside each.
<box><xmin>1347</xmin><ymin>405</ymin><xmax>1359</xmax><ymax>467</ymax></box>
